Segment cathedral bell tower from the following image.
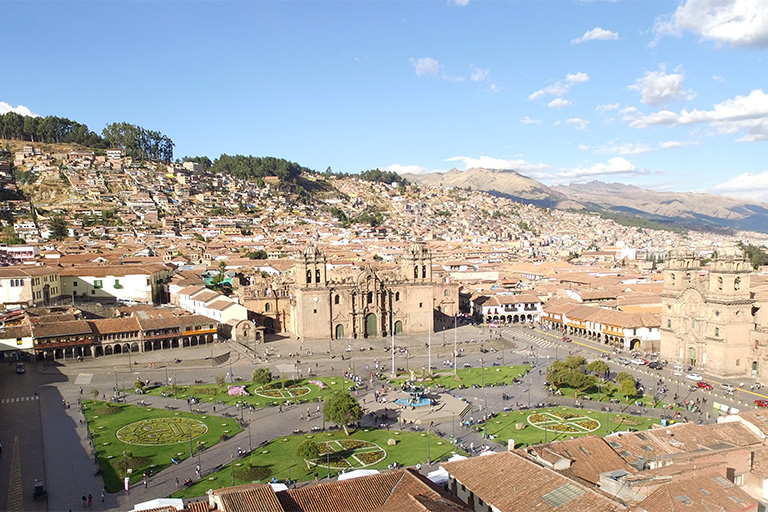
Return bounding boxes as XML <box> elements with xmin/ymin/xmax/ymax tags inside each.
<box><xmin>296</xmin><ymin>241</ymin><xmax>327</xmax><ymax>288</ymax></box>
<box><xmin>401</xmin><ymin>242</ymin><xmax>432</xmax><ymax>282</ymax></box>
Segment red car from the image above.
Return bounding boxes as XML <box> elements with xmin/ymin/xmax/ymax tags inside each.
<box><xmin>755</xmin><ymin>400</ymin><xmax>768</xmax><ymax>408</ymax></box>
<box><xmin>696</xmin><ymin>382</ymin><xmax>713</xmax><ymax>390</ymax></box>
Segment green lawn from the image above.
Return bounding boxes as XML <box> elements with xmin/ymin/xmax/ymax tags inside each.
<box><xmin>475</xmin><ymin>406</ymin><xmax>661</xmax><ymax>448</ymax></box>
<box><xmin>135</xmin><ymin>376</ymin><xmax>354</xmax><ymax>408</ymax></box>
<box><xmin>553</xmin><ymin>383</ymin><xmax>671</xmax><ymax>409</ymax></box>
<box><xmin>172</xmin><ymin>428</ymin><xmax>463</xmax><ymax>499</ymax></box>
<box><xmin>83</xmin><ymin>400</ymin><xmax>243</xmax><ymax>492</ymax></box>
<box><xmin>387</xmin><ymin>365</ymin><xmax>530</xmax><ymax>390</ymax></box>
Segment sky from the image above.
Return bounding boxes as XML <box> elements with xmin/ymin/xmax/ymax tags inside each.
<box><xmin>2</xmin><ymin>0</ymin><xmax>768</xmax><ymax>203</ymax></box>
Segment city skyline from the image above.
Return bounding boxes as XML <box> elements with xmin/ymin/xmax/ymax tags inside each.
<box><xmin>1</xmin><ymin>0</ymin><xmax>767</xmax><ymax>202</ymax></box>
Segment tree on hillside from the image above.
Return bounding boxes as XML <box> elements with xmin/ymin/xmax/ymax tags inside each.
<box><xmin>296</xmin><ymin>439</ymin><xmax>319</xmax><ymax>469</ymax></box>
<box><xmin>48</xmin><ymin>216</ymin><xmax>68</xmax><ymax>241</ymax></box>
<box><xmin>323</xmin><ymin>392</ymin><xmax>363</xmax><ymax>436</ymax></box>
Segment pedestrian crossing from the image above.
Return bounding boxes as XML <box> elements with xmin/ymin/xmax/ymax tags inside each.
<box><xmin>0</xmin><ymin>394</ymin><xmax>40</xmax><ymax>404</ymax></box>
<box><xmin>501</xmin><ymin>329</ymin><xmax>557</xmax><ymax>349</ymax></box>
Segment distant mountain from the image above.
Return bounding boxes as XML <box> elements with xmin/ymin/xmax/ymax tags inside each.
<box><xmin>401</xmin><ymin>167</ymin><xmax>579</xmax><ymax>209</ymax></box>
<box><xmin>403</xmin><ymin>167</ymin><xmax>768</xmax><ymax>234</ymax></box>
<box><xmin>554</xmin><ymin>181</ymin><xmax>768</xmax><ymax>233</ymax></box>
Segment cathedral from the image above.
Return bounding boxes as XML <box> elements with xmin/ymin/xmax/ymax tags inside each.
<box><xmin>289</xmin><ymin>242</ymin><xmax>459</xmax><ymax>342</ymax></box>
<box><xmin>660</xmin><ymin>243</ymin><xmax>768</xmax><ymax>380</ymax></box>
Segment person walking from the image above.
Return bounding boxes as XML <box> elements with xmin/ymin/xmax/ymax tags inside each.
<box><xmin>82</xmin><ymin>494</ymin><xmax>87</xmax><ymax>508</ymax></box>
<box><xmin>88</xmin><ymin>493</ymin><xmax>93</xmax><ymax>507</ymax></box>
<box><xmin>101</xmin><ymin>489</ymin><xmax>105</xmax><ymax>503</ymax></box>
<box><xmin>175</xmin><ymin>477</ymin><xmax>179</xmax><ymax>488</ymax></box>
<box><xmin>0</xmin><ymin>440</ymin><xmax>3</xmax><ymax>454</ymax></box>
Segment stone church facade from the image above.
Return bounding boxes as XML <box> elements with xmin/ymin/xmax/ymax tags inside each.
<box><xmin>660</xmin><ymin>244</ymin><xmax>768</xmax><ymax>380</ymax></box>
<box><xmin>290</xmin><ymin>242</ymin><xmax>459</xmax><ymax>342</ymax></box>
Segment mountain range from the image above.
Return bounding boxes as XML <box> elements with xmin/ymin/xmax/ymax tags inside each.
<box><xmin>401</xmin><ymin>168</ymin><xmax>768</xmax><ymax>234</ymax></box>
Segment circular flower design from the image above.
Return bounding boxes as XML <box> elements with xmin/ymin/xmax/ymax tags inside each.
<box><xmin>116</xmin><ymin>418</ymin><xmax>208</xmax><ymax>446</ymax></box>
<box><xmin>527</xmin><ymin>412</ymin><xmax>600</xmax><ymax>434</ymax></box>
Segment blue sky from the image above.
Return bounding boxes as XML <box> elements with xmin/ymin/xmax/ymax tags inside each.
<box><xmin>2</xmin><ymin>0</ymin><xmax>768</xmax><ymax>203</ymax></box>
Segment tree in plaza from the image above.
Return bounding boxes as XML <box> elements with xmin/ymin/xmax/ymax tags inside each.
<box><xmin>92</xmin><ymin>388</ymin><xmax>99</xmax><ymax>399</ymax></box>
<box><xmin>133</xmin><ymin>379</ymin><xmax>145</xmax><ymax>391</ymax></box>
<box><xmin>252</xmin><ymin>368</ymin><xmax>272</xmax><ymax>387</ymax></box>
<box><xmin>620</xmin><ymin>378</ymin><xmax>637</xmax><ymax>400</ymax></box>
<box><xmin>323</xmin><ymin>392</ymin><xmax>363</xmax><ymax>436</ymax></box>
<box><xmin>296</xmin><ymin>439</ymin><xmax>319</xmax><ymax>469</ymax></box>
<box><xmin>564</xmin><ymin>355</ymin><xmax>586</xmax><ymax>369</ymax></box>
<box><xmin>616</xmin><ymin>372</ymin><xmax>634</xmax><ymax>385</ymax></box>
<box><xmin>585</xmin><ymin>360</ymin><xmax>609</xmax><ymax>376</ymax></box>
<box><xmin>48</xmin><ymin>215</ymin><xmax>68</xmax><ymax>241</ymax></box>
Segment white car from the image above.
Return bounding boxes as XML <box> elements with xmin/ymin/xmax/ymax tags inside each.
<box><xmin>685</xmin><ymin>373</ymin><xmax>704</xmax><ymax>381</ymax></box>
<box><xmin>631</xmin><ymin>358</ymin><xmax>648</xmax><ymax>365</ymax></box>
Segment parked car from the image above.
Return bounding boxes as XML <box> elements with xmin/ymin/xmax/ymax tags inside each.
<box><xmin>696</xmin><ymin>381</ymin><xmax>713</xmax><ymax>390</ymax></box>
<box><xmin>685</xmin><ymin>373</ymin><xmax>703</xmax><ymax>381</ymax></box>
<box><xmin>617</xmin><ymin>357</ymin><xmax>631</xmax><ymax>365</ymax></box>
<box><xmin>16</xmin><ymin>362</ymin><xmax>25</xmax><ymax>374</ymax></box>
<box><xmin>755</xmin><ymin>400</ymin><xmax>768</xmax><ymax>408</ymax></box>
<box><xmin>647</xmin><ymin>361</ymin><xmax>663</xmax><ymax>370</ymax></box>
<box><xmin>116</xmin><ymin>298</ymin><xmax>139</xmax><ymax>306</ymax></box>
<box><xmin>631</xmin><ymin>358</ymin><xmax>648</xmax><ymax>365</ymax></box>
<box><xmin>720</xmin><ymin>383</ymin><xmax>736</xmax><ymax>393</ymax></box>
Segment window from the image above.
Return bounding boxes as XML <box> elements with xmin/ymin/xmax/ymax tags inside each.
<box><xmin>735</xmin><ymin>277</ymin><xmax>741</xmax><ymax>290</ymax></box>
<box><xmin>444</xmin><ymin>289</ymin><xmax>449</xmax><ymax>296</ymax></box>
<box><xmin>718</xmin><ymin>276</ymin><xmax>723</xmax><ymax>290</ymax></box>
<box><xmin>315</xmin><ymin>269</ymin><xmax>321</xmax><ymax>282</ymax></box>
<box><xmin>73</xmin><ymin>281</ymin><xmax>78</xmax><ymax>287</ymax></box>
<box><xmin>367</xmin><ymin>292</ymin><xmax>373</xmax><ymax>304</ymax></box>
<box><xmin>114</xmin><ymin>279</ymin><xmax>122</xmax><ymax>289</ymax></box>
<box><xmin>94</xmin><ymin>279</ymin><xmax>103</xmax><ymax>289</ymax></box>
<box><xmin>264</xmin><ymin>303</ymin><xmax>271</xmax><ymax>312</ymax></box>
<box><xmin>419</xmin><ymin>302</ymin><xmax>423</xmax><ymax>308</ymax></box>
<box><xmin>422</xmin><ymin>265</ymin><xmax>427</xmax><ymax>277</ymax></box>
<box><xmin>334</xmin><ymin>294</ymin><xmax>340</xmax><ymax>305</ymax></box>
<box><xmin>306</xmin><ymin>270</ymin><xmax>312</xmax><ymax>284</ymax></box>
<box><xmin>313</xmin><ymin>309</ymin><xmax>317</xmax><ymax>314</ymax></box>
<box><xmin>395</xmin><ymin>291</ymin><xmax>400</xmax><ymax>301</ymax></box>
<box><xmin>715</xmin><ymin>327</ymin><xmax>720</xmax><ymax>337</ymax></box>
<box><xmin>667</xmin><ymin>319</ymin><xmax>671</xmax><ymax>329</ymax></box>
<box><xmin>414</xmin><ymin>266</ymin><xmax>418</xmax><ymax>279</ymax></box>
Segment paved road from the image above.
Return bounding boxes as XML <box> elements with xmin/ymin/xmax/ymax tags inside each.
<box><xmin>0</xmin><ymin>360</ymin><xmax>53</xmax><ymax>512</ymax></box>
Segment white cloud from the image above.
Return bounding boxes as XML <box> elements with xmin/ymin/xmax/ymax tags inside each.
<box><xmin>658</xmin><ymin>139</ymin><xmax>699</xmax><ymax>149</ymax></box>
<box><xmin>558</xmin><ymin>157</ymin><xmax>642</xmax><ymax>179</ymax></box>
<box><xmin>0</xmin><ymin>102</ymin><xmax>38</xmax><ymax>117</ymax></box>
<box><xmin>385</xmin><ymin>164</ymin><xmax>429</xmax><ymax>175</ymax></box>
<box><xmin>566</xmin><ymin>118</ymin><xmax>589</xmax><ymax>130</ymax></box>
<box><xmin>597</xmin><ymin>103</ymin><xmax>620</xmax><ymax>113</ymax></box>
<box><xmin>572</xmin><ymin>27</ymin><xmax>619</xmax><ymax>43</ymax></box>
<box><xmin>471</xmin><ymin>67</ymin><xmax>490</xmax><ymax>82</ymax></box>
<box><xmin>446</xmin><ymin>155</ymin><xmax>550</xmax><ymax>175</ymax></box>
<box><xmin>529</xmin><ymin>72</ymin><xmax>589</xmax><ymax>100</ymax></box>
<box><xmin>580</xmin><ymin>139</ymin><xmax>698</xmax><ymax>155</ymax></box>
<box><xmin>654</xmin><ymin>0</ymin><xmax>768</xmax><ymax>48</ymax></box>
<box><xmin>711</xmin><ymin>170</ymin><xmax>768</xmax><ymax>202</ymax></box>
<box><xmin>712</xmin><ymin>75</ymin><xmax>725</xmax><ymax>82</ymax></box>
<box><xmin>629</xmin><ymin>67</ymin><xmax>696</xmax><ymax>106</ymax></box>
<box><xmin>625</xmin><ymin>89</ymin><xmax>768</xmax><ymax>142</ymax></box>
<box><xmin>453</xmin><ymin>0</ymin><xmax>470</xmax><ymax>5</ymax></box>
<box><xmin>566</xmin><ymin>72</ymin><xmax>590</xmax><ymax>84</ymax></box>
<box><xmin>521</xmin><ymin>116</ymin><xmax>542</xmax><ymax>125</ymax></box>
<box><xmin>548</xmin><ymin>98</ymin><xmax>571</xmax><ymax>109</ymax></box>
<box><xmin>411</xmin><ymin>57</ymin><xmax>440</xmax><ymax>77</ymax></box>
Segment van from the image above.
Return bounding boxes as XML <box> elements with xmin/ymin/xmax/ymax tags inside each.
<box><xmin>16</xmin><ymin>362</ymin><xmax>25</xmax><ymax>374</ymax></box>
<box><xmin>116</xmin><ymin>298</ymin><xmax>138</xmax><ymax>306</ymax></box>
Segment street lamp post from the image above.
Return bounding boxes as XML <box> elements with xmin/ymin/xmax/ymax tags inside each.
<box><xmin>427</xmin><ymin>421</ymin><xmax>433</xmax><ymax>465</ymax></box>
<box><xmin>114</xmin><ymin>367</ymin><xmax>118</xmax><ymax>397</ymax></box>
<box><xmin>248</xmin><ymin>421</ymin><xmax>252</xmax><ymax>452</ymax></box>
<box><xmin>454</xmin><ymin>317</ymin><xmax>458</xmax><ymax>375</ymax></box>
<box><xmin>231</xmin><ymin>455</ymin><xmax>235</xmax><ymax>485</ymax></box>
